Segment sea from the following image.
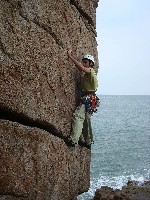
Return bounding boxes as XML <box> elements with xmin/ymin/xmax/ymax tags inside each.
<box><xmin>78</xmin><ymin>95</ymin><xmax>150</xmax><ymax>200</ymax></box>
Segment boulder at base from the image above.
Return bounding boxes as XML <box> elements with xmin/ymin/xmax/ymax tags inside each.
<box><xmin>92</xmin><ymin>181</ymin><xmax>150</xmax><ymax>200</ymax></box>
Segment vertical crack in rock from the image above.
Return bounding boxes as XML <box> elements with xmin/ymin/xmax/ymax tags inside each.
<box><xmin>70</xmin><ymin>0</ymin><xmax>94</xmax><ymax>27</ymax></box>
<box><xmin>3</xmin><ymin>0</ymin><xmax>64</xmax><ymax>48</ymax></box>
<box><xmin>0</xmin><ymin>37</ymin><xmax>13</xmax><ymax>58</ymax></box>
<box><xmin>19</xmin><ymin>12</ymin><xmax>64</xmax><ymax>48</ymax></box>
<box><xmin>33</xmin><ymin>19</ymin><xmax>64</xmax><ymax>48</ymax></box>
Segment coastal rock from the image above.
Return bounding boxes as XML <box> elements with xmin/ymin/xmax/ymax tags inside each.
<box><xmin>92</xmin><ymin>181</ymin><xmax>150</xmax><ymax>200</ymax></box>
<box><xmin>0</xmin><ymin>0</ymin><xmax>99</xmax><ymax>136</ymax></box>
<box><xmin>0</xmin><ymin>120</ymin><xmax>90</xmax><ymax>200</ymax></box>
<box><xmin>0</xmin><ymin>0</ymin><xmax>99</xmax><ymax>199</ymax></box>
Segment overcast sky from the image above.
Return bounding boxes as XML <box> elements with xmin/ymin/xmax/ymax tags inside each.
<box><xmin>96</xmin><ymin>0</ymin><xmax>150</xmax><ymax>95</ymax></box>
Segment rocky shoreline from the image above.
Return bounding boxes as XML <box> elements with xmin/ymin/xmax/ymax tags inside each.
<box><xmin>92</xmin><ymin>181</ymin><xmax>150</xmax><ymax>200</ymax></box>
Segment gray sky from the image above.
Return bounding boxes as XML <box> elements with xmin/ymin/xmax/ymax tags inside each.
<box><xmin>96</xmin><ymin>0</ymin><xmax>150</xmax><ymax>95</ymax></box>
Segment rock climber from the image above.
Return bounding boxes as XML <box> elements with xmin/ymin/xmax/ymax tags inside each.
<box><xmin>66</xmin><ymin>50</ymin><xmax>99</xmax><ymax>149</ymax></box>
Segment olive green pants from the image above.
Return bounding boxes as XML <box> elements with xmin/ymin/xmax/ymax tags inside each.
<box><xmin>70</xmin><ymin>104</ymin><xmax>93</xmax><ymax>145</ymax></box>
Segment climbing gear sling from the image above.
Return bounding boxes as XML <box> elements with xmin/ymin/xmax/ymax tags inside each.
<box><xmin>80</xmin><ymin>91</ymin><xmax>100</xmax><ymax>114</ymax></box>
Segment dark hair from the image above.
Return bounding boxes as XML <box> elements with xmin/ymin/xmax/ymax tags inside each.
<box><xmin>89</xmin><ymin>60</ymin><xmax>94</xmax><ymax>67</ymax></box>
<box><xmin>82</xmin><ymin>58</ymin><xmax>94</xmax><ymax>67</ymax></box>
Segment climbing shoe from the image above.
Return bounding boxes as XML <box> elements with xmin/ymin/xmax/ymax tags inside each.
<box><xmin>84</xmin><ymin>144</ymin><xmax>91</xmax><ymax>150</ymax></box>
<box><xmin>64</xmin><ymin>137</ymin><xmax>76</xmax><ymax>147</ymax></box>
<box><xmin>78</xmin><ymin>140</ymin><xmax>85</xmax><ymax>147</ymax></box>
<box><xmin>78</xmin><ymin>141</ymin><xmax>91</xmax><ymax>149</ymax></box>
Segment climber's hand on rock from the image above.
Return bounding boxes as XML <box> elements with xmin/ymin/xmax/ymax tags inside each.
<box><xmin>67</xmin><ymin>50</ymin><xmax>73</xmax><ymax>59</ymax></box>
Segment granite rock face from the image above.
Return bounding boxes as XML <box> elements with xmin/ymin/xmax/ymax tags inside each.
<box><xmin>0</xmin><ymin>0</ymin><xmax>99</xmax><ymax>199</ymax></box>
<box><xmin>0</xmin><ymin>120</ymin><xmax>90</xmax><ymax>200</ymax></box>
<box><xmin>0</xmin><ymin>0</ymin><xmax>99</xmax><ymax>136</ymax></box>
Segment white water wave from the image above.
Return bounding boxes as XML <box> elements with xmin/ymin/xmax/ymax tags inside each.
<box><xmin>78</xmin><ymin>170</ymin><xmax>150</xmax><ymax>200</ymax></box>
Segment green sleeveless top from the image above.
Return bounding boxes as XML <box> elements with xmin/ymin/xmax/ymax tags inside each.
<box><xmin>81</xmin><ymin>68</ymin><xmax>98</xmax><ymax>92</ymax></box>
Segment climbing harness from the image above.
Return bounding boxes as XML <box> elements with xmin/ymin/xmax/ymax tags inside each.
<box><xmin>80</xmin><ymin>91</ymin><xmax>100</xmax><ymax>114</ymax></box>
